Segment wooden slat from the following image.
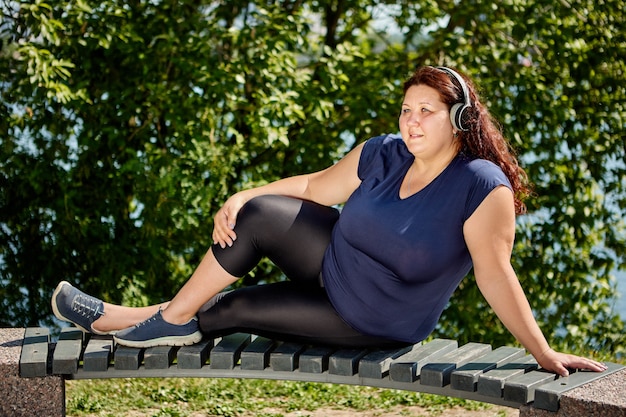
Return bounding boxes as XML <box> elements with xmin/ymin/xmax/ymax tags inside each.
<box><xmin>533</xmin><ymin>362</ymin><xmax>625</xmax><ymax>412</ymax></box>
<box><xmin>503</xmin><ymin>369</ymin><xmax>557</xmax><ymax>404</ymax></box>
<box><xmin>329</xmin><ymin>348</ymin><xmax>369</xmax><ymax>376</ymax></box>
<box><xmin>241</xmin><ymin>337</ymin><xmax>275</xmax><ymax>371</ymax></box>
<box><xmin>177</xmin><ymin>339</ymin><xmax>213</xmax><ymax>369</ymax></box>
<box><xmin>114</xmin><ymin>346</ymin><xmax>144</xmax><ymax>371</ymax></box>
<box><xmin>145</xmin><ymin>346</ymin><xmax>177</xmax><ymax>369</ymax></box>
<box><xmin>52</xmin><ymin>327</ymin><xmax>84</xmax><ymax>374</ymax></box>
<box><xmin>450</xmin><ymin>346</ymin><xmax>526</xmax><ymax>392</ymax></box>
<box><xmin>358</xmin><ymin>344</ymin><xmax>415</xmax><ymax>379</ymax></box>
<box><xmin>210</xmin><ymin>333</ymin><xmax>251</xmax><ymax>370</ymax></box>
<box><xmin>19</xmin><ymin>327</ymin><xmax>50</xmax><ymax>377</ymax></box>
<box><xmin>300</xmin><ymin>346</ymin><xmax>335</xmax><ymax>374</ymax></box>
<box><xmin>83</xmin><ymin>335</ymin><xmax>114</xmax><ymax>372</ymax></box>
<box><xmin>22</xmin><ymin>327</ymin><xmax>50</xmax><ymax>344</ymax></box>
<box><xmin>389</xmin><ymin>339</ymin><xmax>458</xmax><ymax>383</ymax></box>
<box><xmin>270</xmin><ymin>342</ymin><xmax>305</xmax><ymax>372</ymax></box>
<box><xmin>477</xmin><ymin>355</ymin><xmax>538</xmax><ymax>397</ymax></box>
<box><xmin>420</xmin><ymin>342</ymin><xmax>492</xmax><ymax>387</ymax></box>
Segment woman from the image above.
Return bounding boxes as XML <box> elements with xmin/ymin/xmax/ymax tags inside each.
<box><xmin>52</xmin><ymin>66</ymin><xmax>606</xmax><ymax>377</ymax></box>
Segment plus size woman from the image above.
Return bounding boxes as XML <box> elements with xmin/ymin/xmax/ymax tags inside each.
<box><xmin>52</xmin><ymin>66</ymin><xmax>607</xmax><ymax>377</ymax></box>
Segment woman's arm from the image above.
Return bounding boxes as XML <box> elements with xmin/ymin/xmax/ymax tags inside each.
<box><xmin>212</xmin><ymin>142</ymin><xmax>365</xmax><ymax>248</ymax></box>
<box><xmin>464</xmin><ymin>186</ymin><xmax>607</xmax><ymax>376</ymax></box>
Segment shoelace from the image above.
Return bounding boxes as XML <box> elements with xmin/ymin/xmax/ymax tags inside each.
<box><xmin>134</xmin><ymin>311</ymin><xmax>161</xmax><ymax>328</ymax></box>
<box><xmin>132</xmin><ymin>311</ymin><xmax>196</xmax><ymax>329</ymax></box>
<box><xmin>71</xmin><ymin>294</ymin><xmax>104</xmax><ymax>318</ymax></box>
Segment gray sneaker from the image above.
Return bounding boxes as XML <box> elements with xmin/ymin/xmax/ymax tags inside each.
<box><xmin>114</xmin><ymin>309</ymin><xmax>202</xmax><ymax>348</ymax></box>
<box><xmin>51</xmin><ymin>281</ymin><xmax>112</xmax><ymax>335</ymax></box>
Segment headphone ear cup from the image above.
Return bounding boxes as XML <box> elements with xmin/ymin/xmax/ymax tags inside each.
<box><xmin>450</xmin><ymin>102</ymin><xmax>470</xmax><ymax>131</ymax></box>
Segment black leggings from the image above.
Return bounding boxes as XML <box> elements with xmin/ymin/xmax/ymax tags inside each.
<box><xmin>197</xmin><ymin>195</ymin><xmax>406</xmax><ymax>348</ymax></box>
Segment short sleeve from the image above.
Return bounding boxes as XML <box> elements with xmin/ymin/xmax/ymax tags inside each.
<box><xmin>463</xmin><ymin>159</ymin><xmax>512</xmax><ymax>221</ymax></box>
<box><xmin>358</xmin><ymin>134</ymin><xmax>408</xmax><ymax>180</ymax></box>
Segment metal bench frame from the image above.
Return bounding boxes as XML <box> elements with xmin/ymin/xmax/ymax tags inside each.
<box><xmin>19</xmin><ymin>327</ymin><xmax>624</xmax><ymax>413</ymax></box>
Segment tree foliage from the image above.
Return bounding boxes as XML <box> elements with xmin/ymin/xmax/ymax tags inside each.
<box><xmin>1</xmin><ymin>0</ymin><xmax>624</xmax><ymax>355</ymax></box>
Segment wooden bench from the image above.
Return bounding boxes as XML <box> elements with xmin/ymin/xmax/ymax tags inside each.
<box><xmin>19</xmin><ymin>327</ymin><xmax>625</xmax><ymax>414</ymax></box>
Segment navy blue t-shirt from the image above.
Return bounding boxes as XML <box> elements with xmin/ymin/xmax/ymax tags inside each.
<box><xmin>321</xmin><ymin>134</ymin><xmax>512</xmax><ymax>343</ymax></box>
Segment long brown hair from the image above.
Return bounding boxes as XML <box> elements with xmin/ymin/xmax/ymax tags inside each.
<box><xmin>403</xmin><ymin>66</ymin><xmax>531</xmax><ymax>214</ymax></box>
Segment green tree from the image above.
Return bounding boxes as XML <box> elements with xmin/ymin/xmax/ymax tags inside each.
<box><xmin>1</xmin><ymin>0</ymin><xmax>624</xmax><ymax>355</ymax></box>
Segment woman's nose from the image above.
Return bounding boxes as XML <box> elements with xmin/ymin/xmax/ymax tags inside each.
<box><xmin>407</xmin><ymin>113</ymin><xmax>420</xmax><ymax>126</ymax></box>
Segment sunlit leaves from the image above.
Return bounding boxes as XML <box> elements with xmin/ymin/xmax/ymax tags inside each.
<box><xmin>1</xmin><ymin>0</ymin><xmax>624</xmax><ymax>356</ymax></box>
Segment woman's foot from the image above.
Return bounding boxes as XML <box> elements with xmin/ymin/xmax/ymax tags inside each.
<box><xmin>113</xmin><ymin>309</ymin><xmax>202</xmax><ymax>348</ymax></box>
<box><xmin>51</xmin><ymin>281</ymin><xmax>114</xmax><ymax>335</ymax></box>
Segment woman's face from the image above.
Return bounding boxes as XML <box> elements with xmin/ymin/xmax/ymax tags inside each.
<box><xmin>399</xmin><ymin>84</ymin><xmax>458</xmax><ymax>160</ymax></box>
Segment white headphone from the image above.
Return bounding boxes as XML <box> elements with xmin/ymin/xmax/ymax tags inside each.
<box><xmin>437</xmin><ymin>66</ymin><xmax>472</xmax><ymax>132</ymax></box>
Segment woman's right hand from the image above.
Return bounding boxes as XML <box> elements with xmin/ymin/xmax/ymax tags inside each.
<box><xmin>212</xmin><ymin>192</ymin><xmax>250</xmax><ymax>248</ymax></box>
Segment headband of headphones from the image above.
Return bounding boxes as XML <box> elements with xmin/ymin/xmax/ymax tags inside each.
<box><xmin>437</xmin><ymin>66</ymin><xmax>472</xmax><ymax>132</ymax></box>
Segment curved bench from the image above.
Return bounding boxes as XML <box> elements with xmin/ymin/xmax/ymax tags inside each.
<box><xmin>17</xmin><ymin>327</ymin><xmax>625</xmax><ymax>416</ymax></box>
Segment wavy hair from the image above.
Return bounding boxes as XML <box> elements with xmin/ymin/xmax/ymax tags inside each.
<box><xmin>403</xmin><ymin>66</ymin><xmax>531</xmax><ymax>214</ymax></box>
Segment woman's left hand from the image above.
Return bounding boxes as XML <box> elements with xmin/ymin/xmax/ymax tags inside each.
<box><xmin>538</xmin><ymin>348</ymin><xmax>608</xmax><ymax>377</ymax></box>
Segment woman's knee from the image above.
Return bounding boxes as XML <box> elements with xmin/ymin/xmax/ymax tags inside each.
<box><xmin>235</xmin><ymin>195</ymin><xmax>294</xmax><ymax>230</ymax></box>
<box><xmin>240</xmin><ymin>195</ymin><xmax>300</xmax><ymax>219</ymax></box>
<box><xmin>212</xmin><ymin>195</ymin><xmax>304</xmax><ymax>277</ymax></box>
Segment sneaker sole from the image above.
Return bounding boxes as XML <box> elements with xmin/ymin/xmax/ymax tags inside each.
<box><xmin>51</xmin><ymin>281</ymin><xmax>116</xmax><ymax>336</ymax></box>
<box><xmin>114</xmin><ymin>331</ymin><xmax>203</xmax><ymax>348</ymax></box>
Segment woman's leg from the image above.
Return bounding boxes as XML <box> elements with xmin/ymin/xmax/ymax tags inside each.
<box><xmin>163</xmin><ymin>194</ymin><xmax>340</xmax><ymax>323</ymax></box>
<box><xmin>52</xmin><ymin>246</ymin><xmax>239</xmax><ymax>335</ymax></box>
<box><xmin>210</xmin><ymin>194</ymin><xmax>340</xmax><ymax>282</ymax></box>
<box><xmin>53</xmin><ymin>195</ymin><xmax>338</xmax><ymax>342</ymax></box>
<box><xmin>112</xmin><ymin>195</ymin><xmax>343</xmax><ymax>347</ymax></box>
<box><xmin>198</xmin><ymin>282</ymin><xmax>407</xmax><ymax>348</ymax></box>
<box><xmin>89</xmin><ymin>242</ymin><xmax>240</xmax><ymax>333</ymax></box>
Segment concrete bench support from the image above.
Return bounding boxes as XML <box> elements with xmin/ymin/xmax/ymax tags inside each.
<box><xmin>0</xmin><ymin>328</ymin><xmax>64</xmax><ymax>417</ymax></box>
<box><xmin>520</xmin><ymin>366</ymin><xmax>626</xmax><ymax>417</ymax></box>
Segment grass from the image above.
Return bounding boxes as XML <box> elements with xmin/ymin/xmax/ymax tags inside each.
<box><xmin>66</xmin><ymin>377</ymin><xmax>502</xmax><ymax>417</ymax></box>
